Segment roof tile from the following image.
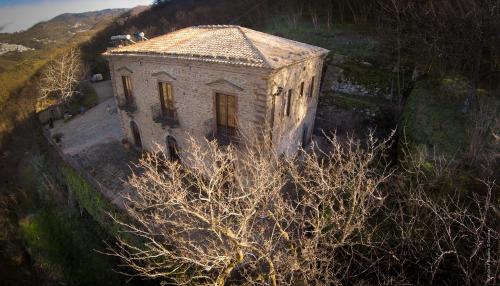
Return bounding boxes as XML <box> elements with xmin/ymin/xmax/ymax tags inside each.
<box><xmin>105</xmin><ymin>25</ymin><xmax>329</xmax><ymax>69</ymax></box>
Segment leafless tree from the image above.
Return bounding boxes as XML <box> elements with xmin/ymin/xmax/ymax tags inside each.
<box><xmin>378</xmin><ymin>0</ymin><xmax>499</xmax><ymax>111</ymax></box>
<box><xmin>309</xmin><ymin>4</ymin><xmax>319</xmax><ymax>30</ymax></box>
<box><xmin>39</xmin><ymin>49</ymin><xmax>85</xmax><ymax>104</ymax></box>
<box><xmin>392</xmin><ymin>147</ymin><xmax>500</xmax><ymax>285</ymax></box>
<box><xmin>109</xmin><ymin>133</ymin><xmax>393</xmax><ymax>285</ymax></box>
<box><xmin>378</xmin><ymin>0</ymin><xmax>412</xmax><ymax>104</ymax></box>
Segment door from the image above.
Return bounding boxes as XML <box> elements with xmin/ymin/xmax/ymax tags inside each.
<box><xmin>166</xmin><ymin>135</ymin><xmax>179</xmax><ymax>161</ymax></box>
<box><xmin>130</xmin><ymin>121</ymin><xmax>142</xmax><ymax>149</ymax></box>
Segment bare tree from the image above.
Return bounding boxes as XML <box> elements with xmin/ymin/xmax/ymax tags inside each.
<box><xmin>378</xmin><ymin>0</ymin><xmax>499</xmax><ymax>111</ymax></box>
<box><xmin>109</xmin><ymin>133</ymin><xmax>393</xmax><ymax>285</ymax></box>
<box><xmin>393</xmin><ymin>147</ymin><xmax>500</xmax><ymax>285</ymax></box>
<box><xmin>309</xmin><ymin>4</ymin><xmax>319</xmax><ymax>30</ymax></box>
<box><xmin>39</xmin><ymin>49</ymin><xmax>85</xmax><ymax>104</ymax></box>
<box><xmin>378</xmin><ymin>0</ymin><xmax>410</xmax><ymax>103</ymax></box>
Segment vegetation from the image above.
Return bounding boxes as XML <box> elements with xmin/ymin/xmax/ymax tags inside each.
<box><xmin>20</xmin><ymin>208</ymin><xmax>125</xmax><ymax>285</ymax></box>
<box><xmin>39</xmin><ymin>49</ymin><xmax>86</xmax><ymax>105</ymax></box>
<box><xmin>62</xmin><ymin>167</ymin><xmax>127</xmax><ymax>237</ymax></box>
<box><xmin>0</xmin><ymin>8</ymin><xmax>128</xmax><ymax>147</ymax></box>
<box><xmin>112</xmin><ymin>135</ymin><xmax>499</xmax><ymax>285</ymax></box>
<box><xmin>401</xmin><ymin>79</ymin><xmax>470</xmax><ymax>157</ymax></box>
<box><xmin>0</xmin><ymin>0</ymin><xmax>498</xmax><ymax>285</ymax></box>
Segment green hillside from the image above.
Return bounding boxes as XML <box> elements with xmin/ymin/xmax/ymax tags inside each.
<box><xmin>0</xmin><ymin>9</ymin><xmax>129</xmax><ymax>48</ymax></box>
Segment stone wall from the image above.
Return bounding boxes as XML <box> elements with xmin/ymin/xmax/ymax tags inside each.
<box><xmin>269</xmin><ymin>56</ymin><xmax>325</xmax><ymax>156</ymax></box>
<box><xmin>107</xmin><ymin>54</ymin><xmax>325</xmax><ymax>156</ymax></box>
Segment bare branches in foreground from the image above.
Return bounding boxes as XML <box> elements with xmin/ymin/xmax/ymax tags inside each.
<box><xmin>109</xmin><ymin>133</ymin><xmax>499</xmax><ymax>285</ymax></box>
<box><xmin>110</xmin><ymin>134</ymin><xmax>392</xmax><ymax>285</ymax></box>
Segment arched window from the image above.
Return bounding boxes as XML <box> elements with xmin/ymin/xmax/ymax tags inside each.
<box><xmin>166</xmin><ymin>135</ymin><xmax>179</xmax><ymax>161</ymax></box>
<box><xmin>130</xmin><ymin>121</ymin><xmax>142</xmax><ymax>149</ymax></box>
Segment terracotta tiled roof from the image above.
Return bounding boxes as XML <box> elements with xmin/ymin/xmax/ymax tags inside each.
<box><xmin>104</xmin><ymin>25</ymin><xmax>329</xmax><ymax>69</ymax></box>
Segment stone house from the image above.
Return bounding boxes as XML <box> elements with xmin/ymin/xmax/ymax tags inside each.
<box><xmin>104</xmin><ymin>25</ymin><xmax>328</xmax><ymax>159</ymax></box>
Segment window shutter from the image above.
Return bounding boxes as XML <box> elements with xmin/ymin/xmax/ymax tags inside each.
<box><xmin>227</xmin><ymin>94</ymin><xmax>236</xmax><ymax>128</ymax></box>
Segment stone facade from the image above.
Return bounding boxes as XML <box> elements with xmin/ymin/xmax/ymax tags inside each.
<box><xmin>104</xmin><ymin>26</ymin><xmax>328</xmax><ymax>158</ymax></box>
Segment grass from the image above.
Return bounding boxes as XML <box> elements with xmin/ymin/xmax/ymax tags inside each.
<box><xmin>13</xmin><ymin>150</ymin><xmax>139</xmax><ymax>285</ymax></box>
<box><xmin>320</xmin><ymin>92</ymin><xmax>388</xmax><ymax>112</ymax></box>
<box><xmin>20</xmin><ymin>207</ymin><xmax>125</xmax><ymax>285</ymax></box>
<box><xmin>262</xmin><ymin>17</ymin><xmax>380</xmax><ymax>61</ymax></box>
<box><xmin>400</xmin><ymin>78</ymin><xmax>469</xmax><ymax>158</ymax></box>
<box><xmin>338</xmin><ymin>61</ymin><xmax>394</xmax><ymax>93</ymax></box>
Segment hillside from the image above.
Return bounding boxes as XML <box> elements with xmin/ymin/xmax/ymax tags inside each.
<box><xmin>0</xmin><ymin>8</ymin><xmax>139</xmax><ymax>146</ymax></box>
<box><xmin>0</xmin><ymin>9</ymin><xmax>130</xmax><ymax>49</ymax></box>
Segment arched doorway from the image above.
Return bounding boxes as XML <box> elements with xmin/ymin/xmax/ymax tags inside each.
<box><xmin>130</xmin><ymin>121</ymin><xmax>142</xmax><ymax>149</ymax></box>
<box><xmin>166</xmin><ymin>135</ymin><xmax>179</xmax><ymax>161</ymax></box>
<box><xmin>302</xmin><ymin>124</ymin><xmax>310</xmax><ymax>147</ymax></box>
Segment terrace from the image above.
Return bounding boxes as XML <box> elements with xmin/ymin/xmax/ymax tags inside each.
<box><xmin>45</xmin><ymin>80</ymin><xmax>140</xmax><ymax>207</ymax></box>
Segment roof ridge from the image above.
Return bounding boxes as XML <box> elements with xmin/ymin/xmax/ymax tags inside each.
<box><xmin>236</xmin><ymin>26</ymin><xmax>271</xmax><ymax>69</ymax></box>
<box><xmin>195</xmin><ymin>24</ymin><xmax>239</xmax><ymax>29</ymax></box>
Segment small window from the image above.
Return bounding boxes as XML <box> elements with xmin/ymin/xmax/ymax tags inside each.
<box><xmin>122</xmin><ymin>76</ymin><xmax>133</xmax><ymax>103</ymax></box>
<box><xmin>285</xmin><ymin>89</ymin><xmax>292</xmax><ymax>117</ymax></box>
<box><xmin>158</xmin><ymin>82</ymin><xmax>174</xmax><ymax>115</ymax></box>
<box><xmin>309</xmin><ymin>76</ymin><xmax>315</xmax><ymax>98</ymax></box>
<box><xmin>300</xmin><ymin>82</ymin><xmax>305</xmax><ymax>97</ymax></box>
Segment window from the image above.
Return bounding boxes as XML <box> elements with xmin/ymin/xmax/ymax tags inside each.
<box><xmin>285</xmin><ymin>89</ymin><xmax>292</xmax><ymax>117</ymax></box>
<box><xmin>300</xmin><ymin>82</ymin><xmax>305</xmax><ymax>97</ymax></box>
<box><xmin>309</xmin><ymin>76</ymin><xmax>315</xmax><ymax>98</ymax></box>
<box><xmin>158</xmin><ymin>82</ymin><xmax>174</xmax><ymax>116</ymax></box>
<box><xmin>121</xmin><ymin>76</ymin><xmax>133</xmax><ymax>104</ymax></box>
<box><xmin>216</xmin><ymin>93</ymin><xmax>237</xmax><ymax>136</ymax></box>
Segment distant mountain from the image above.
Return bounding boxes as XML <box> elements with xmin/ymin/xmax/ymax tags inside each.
<box><xmin>0</xmin><ymin>8</ymin><xmax>130</xmax><ymax>49</ymax></box>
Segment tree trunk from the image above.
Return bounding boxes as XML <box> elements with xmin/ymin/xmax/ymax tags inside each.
<box><xmin>462</xmin><ymin>44</ymin><xmax>482</xmax><ymax>113</ymax></box>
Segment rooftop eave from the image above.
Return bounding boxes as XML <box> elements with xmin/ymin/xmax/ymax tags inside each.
<box><xmin>102</xmin><ymin>51</ymin><xmax>274</xmax><ymax>69</ymax></box>
<box><xmin>104</xmin><ymin>49</ymin><xmax>330</xmax><ymax>70</ymax></box>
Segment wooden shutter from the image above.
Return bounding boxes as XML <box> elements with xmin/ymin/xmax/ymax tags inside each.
<box><xmin>216</xmin><ymin>93</ymin><xmax>227</xmax><ymax>127</ymax></box>
<box><xmin>122</xmin><ymin>76</ymin><xmax>132</xmax><ymax>102</ymax></box>
<box><xmin>227</xmin><ymin>94</ymin><xmax>236</xmax><ymax>128</ymax></box>
<box><xmin>159</xmin><ymin>82</ymin><xmax>174</xmax><ymax>112</ymax></box>
<box><xmin>216</xmin><ymin>93</ymin><xmax>236</xmax><ymax>134</ymax></box>
<box><xmin>165</xmin><ymin>83</ymin><xmax>173</xmax><ymax>109</ymax></box>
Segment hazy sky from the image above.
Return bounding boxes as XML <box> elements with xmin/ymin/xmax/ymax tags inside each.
<box><xmin>0</xmin><ymin>0</ymin><xmax>152</xmax><ymax>33</ymax></box>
